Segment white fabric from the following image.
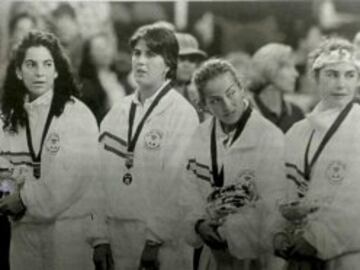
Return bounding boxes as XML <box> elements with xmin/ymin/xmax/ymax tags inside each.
<box><xmin>285</xmin><ymin>101</ymin><xmax>360</xmax><ymax>268</ymax></box>
<box><xmin>180</xmin><ymin>109</ymin><xmax>286</xmax><ymax>269</ymax></box>
<box><xmin>0</xmin><ymin>96</ymin><xmax>105</xmax><ymax>270</ymax></box>
<box><xmin>99</xmin><ymin>84</ymin><xmax>199</xmax><ymax>269</ymax></box>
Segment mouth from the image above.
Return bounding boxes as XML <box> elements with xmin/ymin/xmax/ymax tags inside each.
<box><xmin>135</xmin><ymin>69</ymin><xmax>147</xmax><ymax>76</ymax></box>
<box><xmin>33</xmin><ymin>81</ymin><xmax>46</xmax><ymax>86</ymax></box>
<box><xmin>223</xmin><ymin>111</ymin><xmax>236</xmax><ymax>118</ymax></box>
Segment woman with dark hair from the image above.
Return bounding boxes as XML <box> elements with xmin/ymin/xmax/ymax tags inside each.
<box><xmin>79</xmin><ymin>32</ymin><xmax>129</xmax><ymax>125</ymax></box>
<box><xmin>0</xmin><ymin>31</ymin><xmax>110</xmax><ymax>270</ymax></box>
<box><xmin>99</xmin><ymin>24</ymin><xmax>198</xmax><ymax>269</ymax></box>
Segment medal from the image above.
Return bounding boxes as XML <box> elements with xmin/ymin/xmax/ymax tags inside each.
<box><xmin>123</xmin><ymin>81</ymin><xmax>173</xmax><ymax>185</ymax></box>
<box><xmin>25</xmin><ymin>98</ymin><xmax>56</xmax><ymax>179</ymax></box>
<box><xmin>33</xmin><ymin>162</ymin><xmax>41</xmax><ymax>179</ymax></box>
<box><xmin>123</xmin><ymin>172</ymin><xmax>133</xmax><ymax>185</ymax></box>
<box><xmin>125</xmin><ymin>154</ymin><xmax>134</xmax><ymax>169</ymax></box>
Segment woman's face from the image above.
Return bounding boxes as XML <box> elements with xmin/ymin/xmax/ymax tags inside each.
<box><xmin>317</xmin><ymin>62</ymin><xmax>359</xmax><ymax>106</ymax></box>
<box><xmin>90</xmin><ymin>35</ymin><xmax>114</xmax><ymax>68</ymax></box>
<box><xmin>272</xmin><ymin>58</ymin><xmax>298</xmax><ymax>93</ymax></box>
<box><xmin>132</xmin><ymin>39</ymin><xmax>169</xmax><ymax>90</ymax></box>
<box><xmin>203</xmin><ymin>72</ymin><xmax>246</xmax><ymax>125</ymax></box>
<box><xmin>16</xmin><ymin>46</ymin><xmax>58</xmax><ymax>101</ymax></box>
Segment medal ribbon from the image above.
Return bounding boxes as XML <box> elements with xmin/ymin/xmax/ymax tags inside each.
<box><xmin>126</xmin><ymin>81</ymin><xmax>172</xmax><ymax>169</ymax></box>
<box><xmin>210</xmin><ymin>106</ymin><xmax>252</xmax><ymax>187</ymax></box>
<box><xmin>25</xmin><ymin>97</ymin><xmax>56</xmax><ymax>179</ymax></box>
<box><xmin>304</xmin><ymin>101</ymin><xmax>353</xmax><ymax>180</ymax></box>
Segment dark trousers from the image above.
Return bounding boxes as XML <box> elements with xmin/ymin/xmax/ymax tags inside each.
<box><xmin>0</xmin><ymin>216</ymin><xmax>10</xmax><ymax>270</ymax></box>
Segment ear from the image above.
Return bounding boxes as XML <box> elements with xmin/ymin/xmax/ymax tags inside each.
<box><xmin>15</xmin><ymin>68</ymin><xmax>22</xmax><ymax>80</ymax></box>
<box><xmin>54</xmin><ymin>71</ymin><xmax>58</xmax><ymax>79</ymax></box>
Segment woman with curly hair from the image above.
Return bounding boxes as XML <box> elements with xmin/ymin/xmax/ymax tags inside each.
<box><xmin>0</xmin><ymin>31</ymin><xmax>110</xmax><ymax>270</ymax></box>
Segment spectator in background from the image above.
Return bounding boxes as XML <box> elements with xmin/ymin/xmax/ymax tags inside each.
<box><xmin>225</xmin><ymin>51</ymin><xmax>258</xmax><ymax>91</ymax></box>
<box><xmin>79</xmin><ymin>32</ymin><xmax>130</xmax><ymax>125</ymax></box>
<box><xmin>51</xmin><ymin>3</ymin><xmax>83</xmax><ymax>74</ymax></box>
<box><xmin>8</xmin><ymin>12</ymin><xmax>37</xmax><ymax>50</ymax></box>
<box><xmin>174</xmin><ymin>33</ymin><xmax>208</xmax><ymax>122</ymax></box>
<box><xmin>251</xmin><ymin>43</ymin><xmax>304</xmax><ymax>133</ymax></box>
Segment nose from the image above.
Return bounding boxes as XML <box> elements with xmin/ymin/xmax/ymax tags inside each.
<box><xmin>222</xmin><ymin>97</ymin><xmax>234</xmax><ymax>112</ymax></box>
<box><xmin>35</xmin><ymin>64</ymin><xmax>45</xmax><ymax>77</ymax></box>
<box><xmin>336</xmin><ymin>75</ymin><xmax>346</xmax><ymax>89</ymax></box>
<box><xmin>134</xmin><ymin>53</ymin><xmax>146</xmax><ymax>65</ymax></box>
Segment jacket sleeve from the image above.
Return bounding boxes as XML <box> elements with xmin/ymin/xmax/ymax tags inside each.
<box><xmin>221</xmin><ymin>127</ymin><xmax>286</xmax><ymax>260</ymax></box>
<box><xmin>20</xmin><ymin>106</ymin><xmax>101</xmax><ymax>221</ymax></box>
<box><xmin>145</xmin><ymin>105</ymin><xmax>199</xmax><ymax>243</ymax></box>
<box><xmin>179</xmin><ymin>131</ymin><xmax>209</xmax><ymax>248</ymax></box>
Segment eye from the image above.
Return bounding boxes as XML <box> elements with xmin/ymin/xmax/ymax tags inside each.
<box><xmin>208</xmin><ymin>98</ymin><xmax>220</xmax><ymax>105</ymax></box>
<box><xmin>324</xmin><ymin>71</ymin><xmax>336</xmax><ymax>78</ymax></box>
<box><xmin>227</xmin><ymin>89</ymin><xmax>236</xmax><ymax>97</ymax></box>
<box><xmin>345</xmin><ymin>72</ymin><xmax>356</xmax><ymax>79</ymax></box>
<box><xmin>145</xmin><ymin>50</ymin><xmax>156</xmax><ymax>58</ymax></box>
<box><xmin>44</xmin><ymin>61</ymin><xmax>54</xmax><ymax>68</ymax></box>
<box><xmin>24</xmin><ymin>61</ymin><xmax>35</xmax><ymax>68</ymax></box>
<box><xmin>132</xmin><ymin>50</ymin><xmax>141</xmax><ymax>57</ymax></box>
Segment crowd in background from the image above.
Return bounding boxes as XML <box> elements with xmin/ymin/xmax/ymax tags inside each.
<box><xmin>1</xmin><ymin>1</ymin><xmax>360</xmax><ymax>270</ymax></box>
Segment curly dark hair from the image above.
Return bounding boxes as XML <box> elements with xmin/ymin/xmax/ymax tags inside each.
<box><xmin>129</xmin><ymin>24</ymin><xmax>178</xmax><ymax>80</ymax></box>
<box><xmin>1</xmin><ymin>30</ymin><xmax>79</xmax><ymax>133</ymax></box>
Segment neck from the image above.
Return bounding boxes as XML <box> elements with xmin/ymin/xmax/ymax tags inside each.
<box><xmin>220</xmin><ymin>105</ymin><xmax>246</xmax><ymax>134</ymax></box>
<box><xmin>220</xmin><ymin>122</ymin><xmax>238</xmax><ymax>134</ymax></box>
<box><xmin>259</xmin><ymin>85</ymin><xmax>283</xmax><ymax>116</ymax></box>
<box><xmin>321</xmin><ymin>96</ymin><xmax>353</xmax><ymax>111</ymax></box>
<box><xmin>139</xmin><ymin>80</ymin><xmax>166</xmax><ymax>104</ymax></box>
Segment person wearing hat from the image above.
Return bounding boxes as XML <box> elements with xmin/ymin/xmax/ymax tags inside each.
<box><xmin>275</xmin><ymin>37</ymin><xmax>360</xmax><ymax>269</ymax></box>
<box><xmin>175</xmin><ymin>33</ymin><xmax>208</xmax><ymax>122</ymax></box>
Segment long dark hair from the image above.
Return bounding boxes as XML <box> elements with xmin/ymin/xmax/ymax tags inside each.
<box><xmin>1</xmin><ymin>30</ymin><xmax>79</xmax><ymax>133</ymax></box>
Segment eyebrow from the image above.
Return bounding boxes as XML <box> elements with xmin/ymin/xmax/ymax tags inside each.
<box><xmin>224</xmin><ymin>82</ymin><xmax>236</xmax><ymax>93</ymax></box>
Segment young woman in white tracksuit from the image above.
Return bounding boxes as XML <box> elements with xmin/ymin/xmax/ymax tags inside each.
<box><xmin>274</xmin><ymin>37</ymin><xmax>360</xmax><ymax>269</ymax></box>
<box><xmin>180</xmin><ymin>59</ymin><xmax>286</xmax><ymax>270</ymax></box>
<box><xmin>0</xmin><ymin>31</ymin><xmax>110</xmax><ymax>270</ymax></box>
<box><xmin>99</xmin><ymin>24</ymin><xmax>199</xmax><ymax>270</ymax></box>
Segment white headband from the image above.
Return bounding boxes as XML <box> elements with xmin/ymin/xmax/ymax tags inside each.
<box><xmin>312</xmin><ymin>48</ymin><xmax>359</xmax><ymax>71</ymax></box>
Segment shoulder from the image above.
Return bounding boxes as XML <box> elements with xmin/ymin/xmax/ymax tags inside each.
<box><xmin>167</xmin><ymin>89</ymin><xmax>198</xmax><ymax>115</ymax></box>
<box><xmin>285</xmin><ymin>117</ymin><xmax>310</xmax><ymax>142</ymax></box>
<box><xmin>250</xmin><ymin>109</ymin><xmax>283</xmax><ymax>138</ymax></box>
<box><xmin>101</xmin><ymin>95</ymin><xmax>133</xmax><ymax>130</ymax></box>
<box><xmin>60</xmin><ymin>97</ymin><xmax>98</xmax><ymax>134</ymax></box>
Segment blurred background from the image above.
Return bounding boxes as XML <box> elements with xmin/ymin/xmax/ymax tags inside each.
<box><xmin>1</xmin><ymin>0</ymin><xmax>360</xmax><ymax>113</ymax></box>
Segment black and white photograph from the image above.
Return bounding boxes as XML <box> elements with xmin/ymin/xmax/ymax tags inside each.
<box><xmin>0</xmin><ymin>0</ymin><xmax>360</xmax><ymax>269</ymax></box>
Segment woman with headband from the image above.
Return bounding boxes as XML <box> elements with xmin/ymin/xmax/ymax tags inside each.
<box><xmin>274</xmin><ymin>37</ymin><xmax>360</xmax><ymax>269</ymax></box>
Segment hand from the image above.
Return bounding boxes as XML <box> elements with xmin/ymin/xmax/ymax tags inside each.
<box><xmin>93</xmin><ymin>243</ymin><xmax>114</xmax><ymax>270</ymax></box>
<box><xmin>290</xmin><ymin>236</ymin><xmax>317</xmax><ymax>259</ymax></box>
<box><xmin>0</xmin><ymin>191</ymin><xmax>26</xmax><ymax>219</ymax></box>
<box><xmin>138</xmin><ymin>240</ymin><xmax>161</xmax><ymax>270</ymax></box>
<box><xmin>195</xmin><ymin>219</ymin><xmax>227</xmax><ymax>250</ymax></box>
<box><xmin>273</xmin><ymin>231</ymin><xmax>293</xmax><ymax>259</ymax></box>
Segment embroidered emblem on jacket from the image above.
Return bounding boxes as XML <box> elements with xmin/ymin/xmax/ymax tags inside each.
<box><xmin>326</xmin><ymin>160</ymin><xmax>346</xmax><ymax>184</ymax></box>
<box><xmin>46</xmin><ymin>133</ymin><xmax>60</xmax><ymax>154</ymax></box>
<box><xmin>144</xmin><ymin>129</ymin><xmax>163</xmax><ymax>150</ymax></box>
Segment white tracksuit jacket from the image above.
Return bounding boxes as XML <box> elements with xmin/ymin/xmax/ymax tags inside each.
<box><xmin>0</xmin><ymin>91</ymin><xmax>104</xmax><ymax>270</ymax></box>
<box><xmin>180</xmin><ymin>109</ymin><xmax>286</xmax><ymax>270</ymax></box>
<box><xmin>99</xmin><ymin>84</ymin><xmax>199</xmax><ymax>270</ymax></box>
<box><xmin>285</xmin><ymin>101</ymin><xmax>360</xmax><ymax>269</ymax></box>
